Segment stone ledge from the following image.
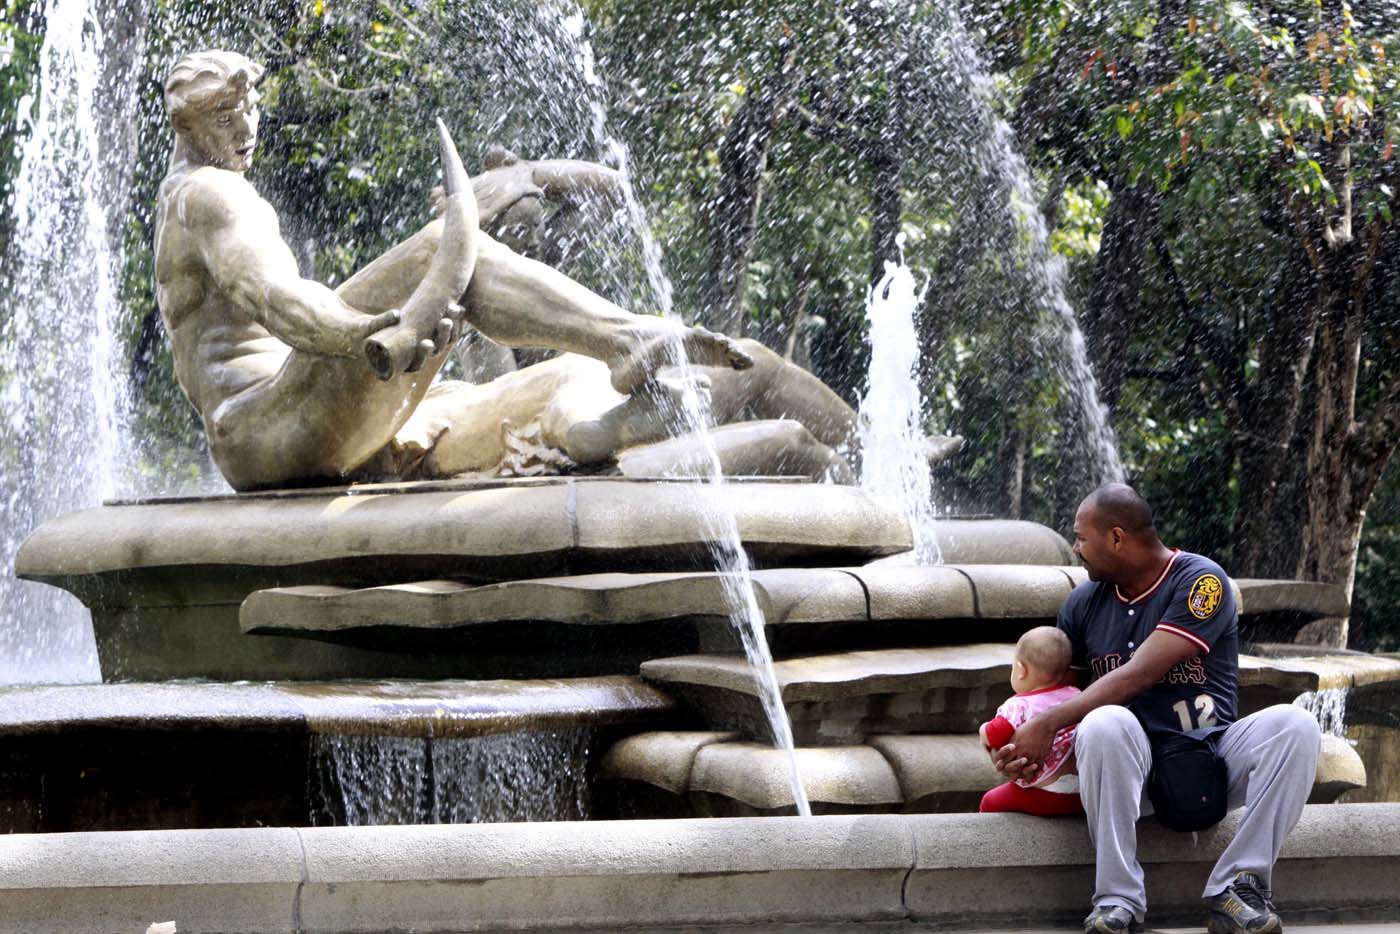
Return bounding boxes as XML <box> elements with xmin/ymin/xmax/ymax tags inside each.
<box><xmin>0</xmin><ymin>676</ymin><xmax>676</xmax><ymax>739</ymax></box>
<box><xmin>239</xmin><ymin>566</ymin><xmax>1349</xmax><ymax>639</ymax></box>
<box><xmin>16</xmin><ymin>479</ymin><xmax>912</xmax><ymax>609</ymax></box>
<box><xmin>1</xmin><ymin>806</ymin><xmax>1397</xmax><ymax>932</ymax></box>
<box><xmin>638</xmin><ymin>645</ymin><xmax>1364</xmax><ymax>744</ymax></box>
<box><xmin>640</xmin><ymin>644</ymin><xmax>1327</xmax><ymax>704</ymax></box>
<box><xmin>1235</xmin><ymin>578</ymin><xmax>1351</xmax><ymax>620</ymax></box>
<box><xmin>601</xmin><ymin>732</ymin><xmax>1363</xmax><ymax>813</ymax></box>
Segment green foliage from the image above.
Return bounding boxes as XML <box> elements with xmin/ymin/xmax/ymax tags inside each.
<box><xmin>0</xmin><ymin>0</ymin><xmax>42</xmax><ymax>238</ymax></box>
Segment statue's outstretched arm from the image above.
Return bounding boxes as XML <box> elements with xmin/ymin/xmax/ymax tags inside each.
<box><xmin>187</xmin><ymin>172</ymin><xmax>398</xmax><ymax>357</ymax></box>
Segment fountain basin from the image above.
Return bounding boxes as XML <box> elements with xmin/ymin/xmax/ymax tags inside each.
<box><xmin>14</xmin><ymin>477</ymin><xmax>917</xmax><ymax>681</ymax></box>
<box><xmin>0</xmin><ymin>677</ymin><xmax>675</xmax><ymax>834</ymax></box>
<box><xmin>16</xmin><ymin>478</ymin><xmax>913</xmax><ymax>607</ymax></box>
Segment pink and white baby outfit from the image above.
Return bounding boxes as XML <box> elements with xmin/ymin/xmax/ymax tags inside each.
<box><xmin>982</xmin><ymin>684</ymin><xmax>1082</xmax><ymax>791</ymax></box>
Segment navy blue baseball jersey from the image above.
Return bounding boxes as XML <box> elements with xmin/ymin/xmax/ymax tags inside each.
<box><xmin>1056</xmin><ymin>549</ymin><xmax>1238</xmax><ymax>738</ymax></box>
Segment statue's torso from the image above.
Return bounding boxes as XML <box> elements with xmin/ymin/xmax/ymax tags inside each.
<box><xmin>154</xmin><ymin>165</ymin><xmax>292</xmax><ymax>418</ymax></box>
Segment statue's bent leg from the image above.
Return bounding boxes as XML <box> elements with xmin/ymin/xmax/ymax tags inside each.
<box><xmin>463</xmin><ymin>235</ymin><xmax>752</xmax><ymax>393</ymax></box>
<box><xmin>337</xmin><ymin>218</ymin><xmax>751</xmax><ymax>394</ymax></box>
<box><xmin>698</xmin><ymin>339</ymin><xmax>856</xmax><ymax>449</ymax></box>
<box><xmin>408</xmin><ymin>354</ymin><xmax>619</xmax><ymax>478</ymax></box>
<box><xmin>615</xmin><ymin>420</ymin><xmax>855</xmax><ymax>482</ymax></box>
<box><xmin>335</xmin><ymin>219</ymin><xmax>444</xmax><ymax>314</ymax></box>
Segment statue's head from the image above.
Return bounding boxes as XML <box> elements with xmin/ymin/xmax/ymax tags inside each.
<box><xmin>165</xmin><ymin>50</ymin><xmax>264</xmax><ymax>172</ymax></box>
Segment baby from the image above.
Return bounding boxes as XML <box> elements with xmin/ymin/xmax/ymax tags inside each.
<box><xmin>978</xmin><ymin>625</ymin><xmax>1084</xmax><ymax>816</ymax></box>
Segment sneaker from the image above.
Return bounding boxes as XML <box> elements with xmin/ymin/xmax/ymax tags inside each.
<box><xmin>1206</xmin><ymin>871</ymin><xmax>1282</xmax><ymax>933</ymax></box>
<box><xmin>1083</xmin><ymin>904</ymin><xmax>1143</xmax><ymax>934</ymax></box>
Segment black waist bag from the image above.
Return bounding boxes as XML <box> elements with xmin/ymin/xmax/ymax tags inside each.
<box><xmin>1147</xmin><ymin>731</ymin><xmax>1228</xmax><ymax>832</ymax></box>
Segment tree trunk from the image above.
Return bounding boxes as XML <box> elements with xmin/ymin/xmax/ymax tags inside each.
<box><xmin>1298</xmin><ymin>232</ymin><xmax>1400</xmax><ymax>645</ymax></box>
<box><xmin>866</xmin><ymin>22</ymin><xmax>906</xmax><ymax>289</ymax></box>
<box><xmin>701</xmin><ymin>37</ymin><xmax>796</xmax><ymax>338</ymax></box>
<box><xmin>1231</xmin><ymin>250</ymin><xmax>1320</xmax><ymax>578</ymax></box>
<box><xmin>997</xmin><ymin>416</ymin><xmax>1026</xmax><ymax>519</ymax></box>
<box><xmin>868</xmin><ymin>146</ymin><xmax>903</xmax><ymax>288</ymax></box>
<box><xmin>781</xmin><ymin>274</ymin><xmax>815</xmax><ymax>370</ymax></box>
<box><xmin>1082</xmin><ymin>180</ymin><xmax>1159</xmax><ymax>408</ymax></box>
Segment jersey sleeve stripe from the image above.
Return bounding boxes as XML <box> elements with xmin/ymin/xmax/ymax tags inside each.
<box><xmin>1156</xmin><ymin>622</ymin><xmax>1211</xmax><ymax>653</ymax></box>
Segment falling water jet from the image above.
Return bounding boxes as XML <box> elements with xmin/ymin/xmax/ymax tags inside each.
<box><xmin>557</xmin><ymin>3</ymin><xmax>810</xmax><ymax>816</ymax></box>
<box><xmin>311</xmin><ymin>730</ymin><xmax>593</xmax><ymax>826</ymax></box>
<box><xmin>0</xmin><ymin>0</ymin><xmax>142</xmax><ymax>684</ymax></box>
<box><xmin>941</xmin><ymin>12</ymin><xmax>1125</xmax><ymax>486</ymax></box>
<box><xmin>1295</xmin><ymin>687</ymin><xmax>1349</xmax><ymax>738</ymax></box>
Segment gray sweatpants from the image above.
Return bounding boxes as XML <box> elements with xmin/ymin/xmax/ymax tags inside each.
<box><xmin>1075</xmin><ymin>703</ymin><xmax>1322</xmax><ymax>921</ymax></box>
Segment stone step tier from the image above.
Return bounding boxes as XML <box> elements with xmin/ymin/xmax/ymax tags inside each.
<box><xmin>232</xmin><ymin>566</ymin><xmax>1345</xmax><ymax>682</ymax></box>
<box><xmin>599</xmin><ymin>730</ymin><xmax>1364</xmax><ymax>815</ymax></box>
<box><xmin>16</xmin><ymin>478</ymin><xmax>1100</xmax><ymax>682</ymax></box>
<box><xmin>245</xmin><ymin>567</ymin><xmax>1346</xmax><ymax>636</ymax></box>
<box><xmin>634</xmin><ymin>643</ymin><xmax>1399</xmax><ymax>743</ymax></box>
<box><xmin>594</xmin><ymin>643</ymin><xmax>1397</xmax><ymax>816</ymax></box>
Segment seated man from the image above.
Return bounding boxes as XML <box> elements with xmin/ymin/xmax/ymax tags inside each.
<box><xmin>157</xmin><ymin>50</ymin><xmax>949</xmax><ymax>490</ymax></box>
<box><xmin>991</xmin><ymin>484</ymin><xmax>1320</xmax><ymax>934</ymax></box>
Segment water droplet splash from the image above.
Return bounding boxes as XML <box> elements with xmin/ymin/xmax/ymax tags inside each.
<box><xmin>557</xmin><ymin>1</ymin><xmax>809</xmax><ymax>816</ymax></box>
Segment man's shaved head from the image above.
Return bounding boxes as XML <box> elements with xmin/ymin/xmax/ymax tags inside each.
<box><xmin>1072</xmin><ymin>483</ymin><xmax>1169</xmax><ymax>585</ymax></box>
<box><xmin>1081</xmin><ymin>482</ymin><xmax>1155</xmax><ymax>535</ymax></box>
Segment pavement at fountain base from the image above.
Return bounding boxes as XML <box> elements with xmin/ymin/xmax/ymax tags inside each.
<box><xmin>2</xmin><ymin>805</ymin><xmax>1398</xmax><ymax>933</ymax></box>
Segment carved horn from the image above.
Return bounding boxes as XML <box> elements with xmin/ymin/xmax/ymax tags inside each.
<box><xmin>364</xmin><ymin>118</ymin><xmax>478</xmax><ymax>381</ymax></box>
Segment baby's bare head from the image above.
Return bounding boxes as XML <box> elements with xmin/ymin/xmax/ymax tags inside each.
<box><xmin>1012</xmin><ymin>626</ymin><xmax>1072</xmax><ymax>690</ymax></box>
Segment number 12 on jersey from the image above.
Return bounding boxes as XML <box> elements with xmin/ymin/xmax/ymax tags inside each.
<box><xmin>1172</xmin><ymin>693</ymin><xmax>1218</xmax><ymax>731</ymax></box>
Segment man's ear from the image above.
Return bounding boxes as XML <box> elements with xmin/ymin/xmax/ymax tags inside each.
<box><xmin>1110</xmin><ymin>526</ymin><xmax>1125</xmax><ymax>548</ymax></box>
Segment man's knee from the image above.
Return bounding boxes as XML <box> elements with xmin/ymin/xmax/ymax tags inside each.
<box><xmin>1255</xmin><ymin>704</ymin><xmax>1323</xmax><ymax>748</ymax></box>
<box><xmin>1076</xmin><ymin>706</ymin><xmax>1143</xmax><ymax>756</ymax></box>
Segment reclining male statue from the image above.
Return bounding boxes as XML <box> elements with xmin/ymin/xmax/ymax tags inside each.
<box><xmin>157</xmin><ymin>50</ymin><xmax>958</xmax><ymax>491</ymax></box>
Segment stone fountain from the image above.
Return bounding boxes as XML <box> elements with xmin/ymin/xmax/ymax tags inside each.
<box><xmin>6</xmin><ymin>45</ymin><xmax>1400</xmax><ymax>934</ymax></box>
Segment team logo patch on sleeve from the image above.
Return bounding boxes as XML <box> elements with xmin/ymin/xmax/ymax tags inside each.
<box><xmin>1187</xmin><ymin>574</ymin><xmax>1223</xmax><ymax>620</ymax></box>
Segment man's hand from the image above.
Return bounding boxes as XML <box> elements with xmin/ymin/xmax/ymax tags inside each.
<box><xmin>993</xmin><ymin>715</ymin><xmax>1058</xmax><ymax>782</ymax></box>
<box><xmin>990</xmin><ymin>742</ymin><xmax>1034</xmax><ymax>782</ymax></box>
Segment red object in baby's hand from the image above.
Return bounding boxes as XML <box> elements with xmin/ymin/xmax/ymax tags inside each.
<box><xmin>982</xmin><ymin>715</ymin><xmax>1015</xmax><ymax>749</ymax></box>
